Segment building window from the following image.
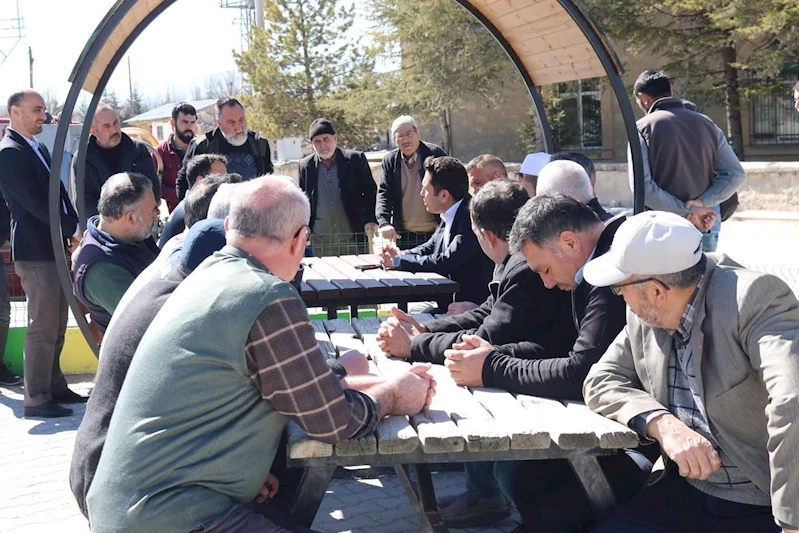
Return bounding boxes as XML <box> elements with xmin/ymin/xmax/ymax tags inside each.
<box><xmin>156</xmin><ymin>125</ymin><xmax>164</xmax><ymax>141</ymax></box>
<box><xmin>750</xmin><ymin>69</ymin><xmax>799</xmax><ymax>145</ymax></box>
<box><xmin>551</xmin><ymin>78</ymin><xmax>603</xmax><ymax>151</ymax></box>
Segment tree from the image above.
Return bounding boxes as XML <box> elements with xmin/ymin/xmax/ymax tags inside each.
<box><xmin>235</xmin><ymin>0</ymin><xmax>375</xmax><ymax>145</ymax></box>
<box><xmin>40</xmin><ymin>88</ymin><xmax>63</xmax><ymax>118</ymax></box>
<box><xmin>124</xmin><ymin>83</ymin><xmax>146</xmax><ymax>120</ymax></box>
<box><xmin>584</xmin><ymin>0</ymin><xmax>799</xmax><ymax>159</ymax></box>
<box><xmin>204</xmin><ymin>71</ymin><xmax>242</xmax><ymax>99</ymax></box>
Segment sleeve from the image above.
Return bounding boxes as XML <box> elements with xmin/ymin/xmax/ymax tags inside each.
<box><xmin>376</xmin><ymin>157</ymin><xmax>393</xmax><ymax>227</ymax></box>
<box><xmin>401</xmin><ymin>230</ymin><xmax>438</xmax><ymax>260</ymax></box>
<box><xmin>357</xmin><ymin>153</ymin><xmax>378</xmax><ymax>225</ymax></box>
<box><xmin>482</xmin><ymin>285</ymin><xmax>628</xmax><ymax>399</ymax></box>
<box><xmin>262</xmin><ymin>138</ymin><xmax>274</xmax><ymax>174</ymax></box>
<box><xmin>738</xmin><ymin>276</ymin><xmax>799</xmax><ymax>527</ymax></box>
<box><xmin>245</xmin><ymin>296</ymin><xmax>381</xmax><ymax>443</ymax></box>
<box><xmin>422</xmin><ymin>299</ymin><xmax>492</xmax><ymax>333</ymax></box>
<box><xmin>628</xmin><ymin>134</ymin><xmax>690</xmax><ymax>215</ymax></box>
<box><xmin>697</xmin><ymin>127</ymin><xmax>746</xmax><ymax>208</ymax></box>
<box><xmin>176</xmin><ymin>140</ymin><xmax>199</xmax><ymax>202</ymax></box>
<box><xmin>398</xmin><ymin>226</ymin><xmax>481</xmax><ymax>275</ymax></box>
<box><xmin>82</xmin><ymin>262</ymin><xmax>136</xmax><ymax>314</ymax></box>
<box><xmin>410</xmin><ymin>330</ymin><xmax>470</xmax><ymax>365</ymax></box>
<box><xmin>138</xmin><ymin>145</ymin><xmax>161</xmax><ymax>202</ymax></box>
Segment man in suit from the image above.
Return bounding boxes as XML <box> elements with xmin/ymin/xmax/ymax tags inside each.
<box><xmin>298</xmin><ymin>118</ymin><xmax>378</xmax><ymax>256</ymax></box>
<box><xmin>0</xmin><ymin>89</ymin><xmax>84</xmax><ymax>417</ymax></box>
<box><xmin>536</xmin><ymin>160</ymin><xmax>613</xmax><ymax>221</ymax></box>
<box><xmin>584</xmin><ymin>211</ymin><xmax>799</xmax><ymax>533</ymax></box>
<box><xmin>379</xmin><ymin>156</ymin><xmax>493</xmax><ymax>309</ymax></box>
<box><xmin>77</xmin><ymin>104</ymin><xmax>160</xmax><ymax>220</ymax></box>
<box><xmin>376</xmin><ymin>115</ymin><xmax>447</xmax><ymax>248</ymax></box>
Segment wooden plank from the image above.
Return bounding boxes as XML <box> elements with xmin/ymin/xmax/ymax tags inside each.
<box><xmin>302</xmin><ymin>265</ymin><xmax>340</xmax><ymax>299</ymax></box>
<box><xmin>324</xmin><ymin>319</ymin><xmax>369</xmax><ymax>360</ymax></box>
<box><xmin>321</xmin><ymin>256</ymin><xmax>390</xmax><ymax>297</ymax></box>
<box><xmin>340</xmin><ymin>255</ymin><xmax>413</xmax><ymax>296</ymax></box>
<box><xmin>334</xmin><ymin>433</ymin><xmax>377</xmax><ymax>457</ymax></box>
<box><xmin>358</xmin><ymin>254</ymin><xmax>438</xmax><ymax>296</ymax></box>
<box><xmin>516</xmin><ymin>395</ymin><xmax>599</xmax><ymax>450</ymax></box>
<box><xmin>414</xmin><ymin>272</ymin><xmax>459</xmax><ymax>295</ymax></box>
<box><xmin>363</xmin><ymin>334</ymin><xmax>412</xmax><ymax>376</ymax></box>
<box><xmin>493</xmin><ymin>0</ymin><xmax>563</xmax><ymax>32</ymax></box>
<box><xmin>351</xmin><ymin>317</ymin><xmax>384</xmax><ymax>337</ymax></box>
<box><xmin>376</xmin><ymin>415</ymin><xmax>421</xmax><ymax>455</ymax></box>
<box><xmin>323</xmin><ymin>318</ymin><xmax>358</xmax><ymax>336</ymax></box>
<box><xmin>471</xmin><ymin>388</ymin><xmax>551</xmax><ymax>450</ymax></box>
<box><xmin>435</xmin><ymin>385</ymin><xmax>510</xmax><ymax>452</ymax></box>
<box><xmin>561</xmin><ymin>400</ymin><xmax>640</xmax><ymax>449</ymax></box>
<box><xmin>311</xmin><ymin>321</ymin><xmax>336</xmax><ymax>360</ymax></box>
<box><xmin>409</xmin><ymin>404</ymin><xmax>466</xmax><ymax>454</ymax></box>
<box><xmin>411</xmin><ymin>313</ymin><xmax>435</xmax><ymax>323</ymax></box>
<box><xmin>300</xmin><ymin>281</ymin><xmax>317</xmax><ymax>301</ymax></box>
<box><xmin>286</xmin><ymin>421</ymin><xmax>333</xmax><ymax>459</ymax></box>
<box><xmin>304</xmin><ymin>257</ymin><xmax>364</xmax><ymax>299</ymax></box>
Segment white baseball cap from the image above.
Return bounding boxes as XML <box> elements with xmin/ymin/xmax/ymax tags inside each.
<box><xmin>583</xmin><ymin>211</ymin><xmax>703</xmax><ymax>287</ymax></box>
<box><xmin>520</xmin><ymin>152</ymin><xmax>551</xmax><ymax>176</ymax></box>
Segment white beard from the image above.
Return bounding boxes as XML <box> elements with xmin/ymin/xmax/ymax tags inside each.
<box><xmin>223</xmin><ymin>130</ymin><xmax>247</xmax><ymax>147</ymax></box>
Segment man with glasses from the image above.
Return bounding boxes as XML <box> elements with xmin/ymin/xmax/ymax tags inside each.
<box><xmin>376</xmin><ymin>115</ymin><xmax>446</xmax><ymax>248</ymax></box>
<box><xmin>584</xmin><ymin>211</ymin><xmax>799</xmax><ymax>533</ymax></box>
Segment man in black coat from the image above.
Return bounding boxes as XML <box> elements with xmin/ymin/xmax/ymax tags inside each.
<box><xmin>376</xmin><ymin>115</ymin><xmax>447</xmax><ymax>248</ymax></box>
<box><xmin>0</xmin><ymin>89</ymin><xmax>83</xmax><ymax>417</ymax></box>
<box><xmin>379</xmin><ymin>156</ymin><xmax>493</xmax><ymax>308</ymax></box>
<box><xmin>298</xmin><ymin>119</ymin><xmax>377</xmax><ymax>256</ymax></box>
<box><xmin>176</xmin><ymin>97</ymin><xmax>273</xmax><ymax>200</ymax></box>
<box><xmin>76</xmin><ymin>104</ymin><xmax>160</xmax><ymax>220</ymax></box>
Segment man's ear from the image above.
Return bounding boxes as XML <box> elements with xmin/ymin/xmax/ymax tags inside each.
<box><xmin>482</xmin><ymin>229</ymin><xmax>499</xmax><ymax>249</ymax></box>
<box><xmin>560</xmin><ymin>231</ymin><xmax>579</xmax><ymax>253</ymax></box>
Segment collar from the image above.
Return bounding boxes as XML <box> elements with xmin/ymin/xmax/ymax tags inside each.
<box><xmin>7</xmin><ymin>127</ymin><xmax>38</xmax><ymax>149</ymax></box>
<box><xmin>647</xmin><ymin>96</ymin><xmax>685</xmax><ymax>114</ymax></box>
<box><xmin>402</xmin><ymin>150</ymin><xmax>418</xmax><ymax>166</ymax></box>
<box><xmin>574</xmin><ymin>245</ymin><xmax>598</xmax><ymax>285</ymax></box>
<box><xmin>442</xmin><ymin>199</ymin><xmax>462</xmax><ymax>228</ymax></box>
<box><xmin>169</xmin><ymin>135</ymin><xmax>186</xmax><ymax>155</ymax></box>
<box><xmin>673</xmin><ymin>274</ymin><xmax>706</xmax><ymax>343</ymax></box>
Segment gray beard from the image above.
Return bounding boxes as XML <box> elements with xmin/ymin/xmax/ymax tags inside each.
<box><xmin>222</xmin><ymin>130</ymin><xmax>247</xmax><ymax>147</ymax></box>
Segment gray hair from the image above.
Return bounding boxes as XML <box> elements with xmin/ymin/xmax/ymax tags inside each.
<box><xmin>466</xmin><ymin>154</ymin><xmax>508</xmax><ymax>178</ymax></box>
<box><xmin>228</xmin><ymin>175</ymin><xmax>310</xmax><ymax>242</ymax></box>
<box><xmin>391</xmin><ymin>115</ymin><xmax>418</xmax><ymax>136</ymax></box>
<box><xmin>98</xmin><ymin>172</ymin><xmax>152</xmax><ymax>220</ymax></box>
<box><xmin>207</xmin><ymin>183</ymin><xmax>240</xmax><ymax>219</ymax></box>
<box><xmin>509</xmin><ymin>194</ymin><xmax>602</xmax><ymax>253</ymax></box>
<box><xmin>536</xmin><ymin>161</ymin><xmax>595</xmax><ymax>204</ymax></box>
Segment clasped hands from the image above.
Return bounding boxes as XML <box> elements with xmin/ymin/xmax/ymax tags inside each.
<box><xmin>684</xmin><ymin>200</ymin><xmax>716</xmax><ymax>232</ymax></box>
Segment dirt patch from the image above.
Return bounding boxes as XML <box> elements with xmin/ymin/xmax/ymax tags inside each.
<box><xmin>737</xmin><ymin>186</ymin><xmax>799</xmax><ymax>211</ymax></box>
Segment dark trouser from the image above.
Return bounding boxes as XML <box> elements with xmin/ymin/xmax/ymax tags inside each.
<box><xmin>397</xmin><ymin>230</ymin><xmax>434</xmax><ymax>250</ymax></box>
<box><xmin>591</xmin><ymin>473</ymin><xmax>779</xmax><ymax>533</ymax></box>
<box><xmin>14</xmin><ymin>260</ymin><xmax>69</xmax><ymax>406</ymax></box>
<box><xmin>0</xmin><ymin>247</ymin><xmax>11</xmax><ymax>367</ymax></box>
<box><xmin>488</xmin><ymin>450</ymin><xmax>652</xmax><ymax>532</ymax></box>
<box><xmin>194</xmin><ymin>504</ymin><xmax>320</xmax><ymax>533</ymax></box>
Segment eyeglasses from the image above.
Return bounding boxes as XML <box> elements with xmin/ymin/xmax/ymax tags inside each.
<box><xmin>293</xmin><ymin>224</ymin><xmax>309</xmax><ymax>241</ymax></box>
<box><xmin>610</xmin><ymin>277</ymin><xmax>671</xmax><ymax>296</ymax></box>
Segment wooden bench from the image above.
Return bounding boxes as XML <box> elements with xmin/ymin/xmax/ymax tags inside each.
<box><xmin>286</xmin><ymin>318</ymin><xmax>639</xmax><ymax>532</ymax></box>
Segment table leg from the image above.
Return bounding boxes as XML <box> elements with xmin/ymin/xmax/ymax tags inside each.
<box><xmin>394</xmin><ymin>464</ymin><xmax>448</xmax><ymax>533</ymax></box>
<box><xmin>350</xmin><ymin>304</ymin><xmax>358</xmax><ymax>319</ymax></box>
<box><xmin>287</xmin><ymin>465</ymin><xmax>337</xmax><ymax>527</ymax></box>
<box><xmin>326</xmin><ymin>306</ymin><xmax>338</xmax><ymax>320</ymax></box>
<box><xmin>568</xmin><ymin>455</ymin><xmax>617</xmax><ymax>517</ymax></box>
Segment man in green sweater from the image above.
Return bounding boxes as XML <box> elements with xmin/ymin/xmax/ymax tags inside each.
<box><xmin>86</xmin><ymin>176</ymin><xmax>436</xmax><ymax>533</ymax></box>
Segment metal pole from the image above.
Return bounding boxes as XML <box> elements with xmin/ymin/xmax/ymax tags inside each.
<box><xmin>28</xmin><ymin>46</ymin><xmax>33</xmax><ymax>87</ymax></box>
<box><xmin>255</xmin><ymin>0</ymin><xmax>265</xmax><ymax>29</ymax></box>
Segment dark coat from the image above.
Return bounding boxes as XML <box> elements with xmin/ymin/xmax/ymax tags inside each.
<box><xmin>483</xmin><ymin>216</ymin><xmax>628</xmax><ymax>400</ymax></box>
<box><xmin>397</xmin><ymin>197</ymin><xmax>493</xmax><ymax>305</ymax></box>
<box><xmin>298</xmin><ymin>147</ymin><xmax>377</xmax><ymax>235</ymax></box>
<box><xmin>80</xmin><ymin>133</ymin><xmax>160</xmax><ymax>220</ymax></box>
<box><xmin>176</xmin><ymin>128</ymin><xmax>273</xmax><ymax>200</ymax></box>
<box><xmin>410</xmin><ymin>252</ymin><xmax>576</xmax><ymax>366</ymax></box>
<box><xmin>0</xmin><ymin>129</ymin><xmax>78</xmax><ymax>261</ymax></box>
<box><xmin>376</xmin><ymin>141</ymin><xmax>447</xmax><ymax>232</ymax></box>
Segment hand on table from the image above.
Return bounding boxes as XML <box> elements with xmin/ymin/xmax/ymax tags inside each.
<box><xmin>338</xmin><ymin>349</ymin><xmax>370</xmax><ymax>376</ymax></box>
<box><xmin>446</xmin><ymin>301</ymin><xmax>479</xmax><ymax>316</ymax></box>
<box><xmin>389</xmin><ymin>363</ymin><xmax>437</xmax><ymax>415</ymax></box>
<box><xmin>646</xmin><ymin>413</ymin><xmax>721</xmax><ymax>480</ymax></box>
<box><xmin>255</xmin><ymin>472</ymin><xmax>279</xmax><ymax>504</ymax></box>
<box><xmin>379</xmin><ymin>243</ymin><xmax>400</xmax><ymax>269</ymax></box>
<box><xmin>443</xmin><ymin>334</ymin><xmax>493</xmax><ymax>387</ymax></box>
<box><xmin>379</xmin><ymin>225</ymin><xmax>399</xmax><ymax>241</ymax></box>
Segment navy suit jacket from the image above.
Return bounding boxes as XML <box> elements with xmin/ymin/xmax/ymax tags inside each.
<box><xmin>397</xmin><ymin>197</ymin><xmax>493</xmax><ymax>305</ymax></box>
<box><xmin>0</xmin><ymin>129</ymin><xmax>78</xmax><ymax>261</ymax></box>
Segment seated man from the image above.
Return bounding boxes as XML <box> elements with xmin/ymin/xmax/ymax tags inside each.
<box><xmin>465</xmin><ymin>154</ymin><xmax>507</xmax><ymax>195</ymax></box>
<box><xmin>584</xmin><ymin>212</ymin><xmax>799</xmax><ymax>533</ymax></box>
<box><xmin>159</xmin><ymin>153</ymin><xmax>228</xmax><ymax>247</ymax></box>
<box><xmin>418</xmin><ymin>195</ymin><xmax>651</xmax><ymax>531</ymax></box>
<box><xmin>379</xmin><ymin>156</ymin><xmax>493</xmax><ymax>309</ymax></box>
<box><xmin>85</xmin><ymin>176</ymin><xmax>436</xmax><ymax>533</ymax></box>
<box><xmin>518</xmin><ymin>151</ymin><xmax>550</xmax><ymax>197</ymax></box>
<box><xmin>537</xmin><ymin>160</ymin><xmax>613</xmax><ymax>221</ymax></box>
<box><xmin>72</xmin><ymin>172</ymin><xmax>160</xmax><ymax>333</ymax></box>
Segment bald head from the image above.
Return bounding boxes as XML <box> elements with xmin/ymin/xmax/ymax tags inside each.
<box><xmin>227</xmin><ymin>175</ymin><xmax>310</xmax><ymax>244</ymax></box>
<box><xmin>92</xmin><ymin>103</ymin><xmax>122</xmax><ymax>149</ymax></box>
<box><xmin>536</xmin><ymin>160</ymin><xmax>595</xmax><ymax>204</ymax></box>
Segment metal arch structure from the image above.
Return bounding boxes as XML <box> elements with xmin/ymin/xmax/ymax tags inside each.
<box><xmin>49</xmin><ymin>0</ymin><xmax>645</xmax><ymax>355</ymax></box>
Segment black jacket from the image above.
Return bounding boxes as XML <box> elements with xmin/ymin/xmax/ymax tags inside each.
<box><xmin>482</xmin><ymin>216</ymin><xmax>628</xmax><ymax>400</ymax></box>
<box><xmin>176</xmin><ymin>128</ymin><xmax>273</xmax><ymax>200</ymax></box>
<box><xmin>80</xmin><ymin>133</ymin><xmax>160</xmax><ymax>220</ymax></box>
<box><xmin>397</xmin><ymin>197</ymin><xmax>493</xmax><ymax>305</ymax></box>
<box><xmin>298</xmin><ymin>148</ymin><xmax>377</xmax><ymax>235</ymax></box>
<box><xmin>587</xmin><ymin>197</ymin><xmax>613</xmax><ymax>222</ymax></box>
<box><xmin>376</xmin><ymin>141</ymin><xmax>447</xmax><ymax>232</ymax></box>
<box><xmin>410</xmin><ymin>252</ymin><xmax>575</xmax><ymax>366</ymax></box>
<box><xmin>0</xmin><ymin>129</ymin><xmax>78</xmax><ymax>261</ymax></box>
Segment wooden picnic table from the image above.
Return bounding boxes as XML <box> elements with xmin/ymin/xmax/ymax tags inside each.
<box><xmin>300</xmin><ymin>255</ymin><xmax>459</xmax><ymax>319</ymax></box>
<box><xmin>285</xmin><ymin>317</ymin><xmax>640</xmax><ymax>532</ymax></box>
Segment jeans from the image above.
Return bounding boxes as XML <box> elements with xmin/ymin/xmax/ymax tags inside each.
<box><xmin>702</xmin><ymin>205</ymin><xmax>722</xmax><ymax>252</ymax></box>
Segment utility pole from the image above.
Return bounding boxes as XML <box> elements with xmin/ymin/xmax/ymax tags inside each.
<box><xmin>28</xmin><ymin>46</ymin><xmax>33</xmax><ymax>87</ymax></box>
<box><xmin>255</xmin><ymin>0</ymin><xmax>265</xmax><ymax>29</ymax></box>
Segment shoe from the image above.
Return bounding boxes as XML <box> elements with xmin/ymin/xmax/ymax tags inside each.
<box><xmin>439</xmin><ymin>490</ymin><xmax>511</xmax><ymax>527</ymax></box>
<box><xmin>0</xmin><ymin>365</ymin><xmax>22</xmax><ymax>386</ymax></box>
<box><xmin>24</xmin><ymin>401</ymin><xmax>73</xmax><ymax>418</ymax></box>
<box><xmin>52</xmin><ymin>389</ymin><xmax>89</xmax><ymax>404</ymax></box>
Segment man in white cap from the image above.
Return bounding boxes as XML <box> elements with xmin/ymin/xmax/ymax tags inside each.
<box><xmin>584</xmin><ymin>211</ymin><xmax>799</xmax><ymax>533</ymax></box>
<box><xmin>376</xmin><ymin>115</ymin><xmax>447</xmax><ymax>247</ymax></box>
<box><xmin>517</xmin><ymin>151</ymin><xmax>550</xmax><ymax>197</ymax></box>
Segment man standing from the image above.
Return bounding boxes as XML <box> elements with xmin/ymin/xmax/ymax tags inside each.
<box><xmin>156</xmin><ymin>102</ymin><xmax>197</xmax><ymax>213</ymax></box>
<box><xmin>85</xmin><ymin>176</ymin><xmax>435</xmax><ymax>533</ymax></box>
<box><xmin>376</xmin><ymin>115</ymin><xmax>447</xmax><ymax>247</ymax></box>
<box><xmin>176</xmin><ymin>97</ymin><xmax>273</xmax><ymax>200</ymax></box>
<box><xmin>0</xmin><ymin>89</ymin><xmax>83</xmax><ymax>417</ymax></box>
<box><xmin>72</xmin><ymin>173</ymin><xmax>160</xmax><ymax>333</ymax></box>
<box><xmin>631</xmin><ymin>70</ymin><xmax>745</xmax><ymax>251</ymax></box>
<box><xmin>298</xmin><ymin>118</ymin><xmax>378</xmax><ymax>256</ymax></box>
<box><xmin>584</xmin><ymin>211</ymin><xmax>799</xmax><ymax>533</ymax></box>
<box><xmin>465</xmin><ymin>154</ymin><xmax>507</xmax><ymax>195</ymax></box>
<box><xmin>78</xmin><ymin>104</ymin><xmax>160</xmax><ymax>219</ymax></box>
<box><xmin>379</xmin><ymin>156</ymin><xmax>493</xmax><ymax>308</ymax></box>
